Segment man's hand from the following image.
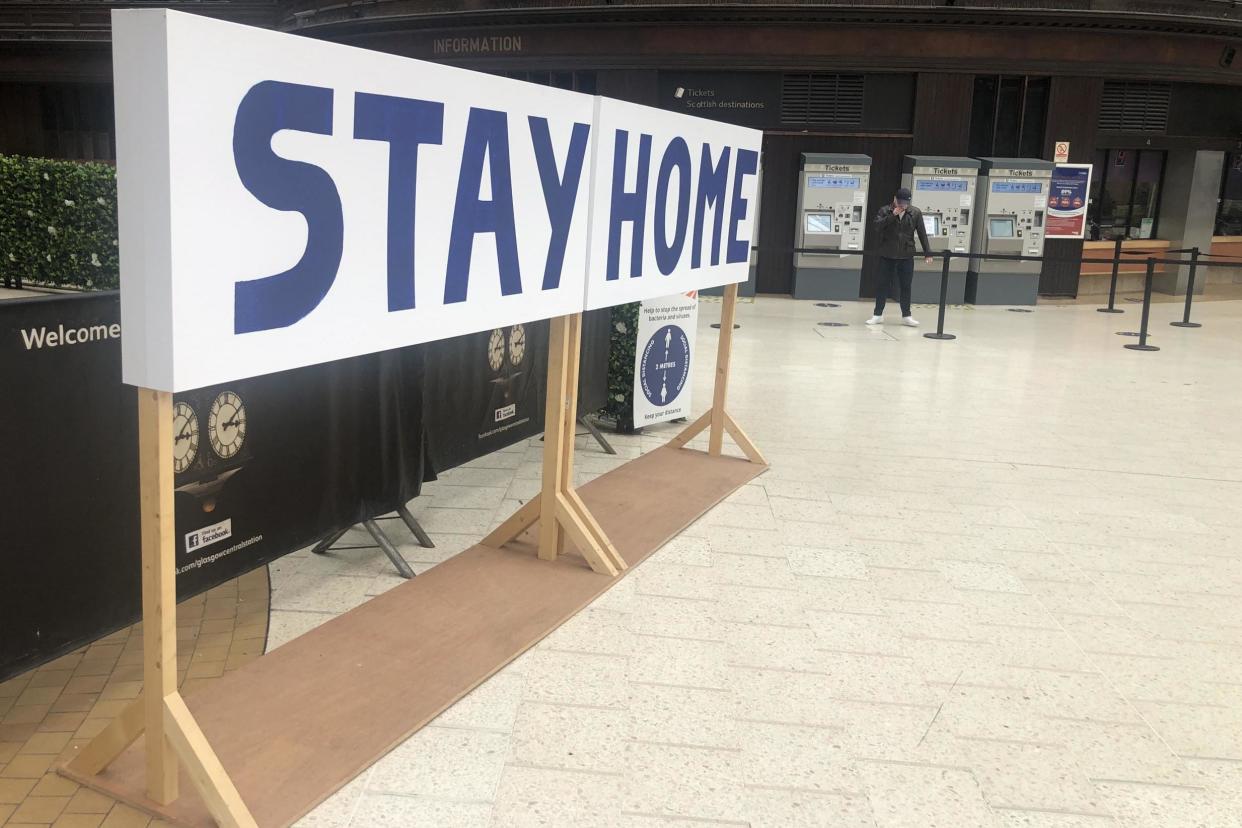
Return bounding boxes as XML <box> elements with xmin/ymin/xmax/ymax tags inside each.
<box><xmin>924</xmin><ymin>256</ymin><xmax>935</xmax><ymax>265</ymax></box>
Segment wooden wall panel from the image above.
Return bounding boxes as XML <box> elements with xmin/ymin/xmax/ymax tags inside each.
<box><xmin>911</xmin><ymin>73</ymin><xmax>973</xmax><ymax>156</ymax></box>
<box><xmin>1039</xmin><ymin>76</ymin><xmax>1104</xmax><ymax>296</ymax></box>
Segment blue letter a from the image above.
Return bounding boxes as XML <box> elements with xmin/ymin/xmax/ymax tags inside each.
<box><xmin>445</xmin><ymin>108</ymin><xmax>522</xmax><ymax>304</ymax></box>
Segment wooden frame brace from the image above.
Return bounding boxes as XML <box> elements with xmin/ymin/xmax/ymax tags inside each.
<box><xmin>669</xmin><ymin>283</ymin><xmax>766</xmax><ymax>465</ymax></box>
<box><xmin>63</xmin><ymin>388</ymin><xmax>257</xmax><ymax>828</ymax></box>
<box><xmin>483</xmin><ymin>314</ymin><xmax>626</xmax><ymax>576</ymax></box>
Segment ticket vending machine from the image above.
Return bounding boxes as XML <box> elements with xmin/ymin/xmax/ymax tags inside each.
<box><xmin>968</xmin><ymin>158</ymin><xmax>1054</xmax><ymax>305</ymax></box>
<box><xmin>793</xmin><ymin>153</ymin><xmax>871</xmax><ymax>299</ymax></box>
<box><xmin>901</xmin><ymin>156</ymin><xmax>980</xmax><ymax>305</ymax></box>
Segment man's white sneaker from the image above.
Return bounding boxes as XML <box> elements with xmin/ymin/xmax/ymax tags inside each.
<box><xmin>865</xmin><ymin>316</ymin><xmax>883</xmax><ymax>325</ymax></box>
<box><xmin>902</xmin><ymin>316</ymin><xmax>919</xmax><ymax>327</ymax></box>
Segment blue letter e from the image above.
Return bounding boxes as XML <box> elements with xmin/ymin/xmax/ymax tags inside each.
<box><xmin>233</xmin><ymin>81</ymin><xmax>343</xmax><ymax>334</ymax></box>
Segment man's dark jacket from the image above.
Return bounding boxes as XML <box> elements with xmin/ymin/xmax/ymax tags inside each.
<box><xmin>873</xmin><ymin>204</ymin><xmax>933</xmax><ymax>259</ymax></box>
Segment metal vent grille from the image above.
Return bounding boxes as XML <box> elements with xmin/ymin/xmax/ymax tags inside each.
<box><xmin>1098</xmin><ymin>82</ymin><xmax>1171</xmax><ymax>133</ymax></box>
<box><xmin>781</xmin><ymin>74</ymin><xmax>865</xmax><ymax>128</ymax></box>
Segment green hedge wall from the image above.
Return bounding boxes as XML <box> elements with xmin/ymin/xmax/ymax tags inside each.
<box><xmin>602</xmin><ymin>302</ymin><xmax>641</xmax><ymax>432</ymax></box>
<box><xmin>0</xmin><ymin>155</ymin><xmax>119</xmax><ymax>291</ymax></box>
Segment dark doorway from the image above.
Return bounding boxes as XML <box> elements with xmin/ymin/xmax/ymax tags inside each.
<box><xmin>755</xmin><ymin>133</ymin><xmax>914</xmax><ymax>296</ymax></box>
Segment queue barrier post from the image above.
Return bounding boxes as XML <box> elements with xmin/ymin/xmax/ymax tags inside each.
<box><xmin>924</xmin><ymin>250</ymin><xmax>956</xmax><ymax>341</ymax></box>
<box><xmin>1170</xmin><ymin>247</ymin><xmax>1203</xmax><ymax>329</ymax></box>
<box><xmin>1098</xmin><ymin>236</ymin><xmax>1125</xmax><ymax>314</ymax></box>
<box><xmin>1124</xmin><ymin>258</ymin><xmax>1160</xmax><ymax>352</ymax></box>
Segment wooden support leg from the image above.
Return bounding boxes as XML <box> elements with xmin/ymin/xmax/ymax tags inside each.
<box><xmin>64</xmin><ymin>388</ymin><xmax>257</xmax><ymax>826</ymax></box>
<box><xmin>667</xmin><ymin>284</ymin><xmax>766</xmax><ymax>466</ymax></box>
<box><xmin>708</xmin><ymin>283</ymin><xmax>739</xmax><ymax>457</ymax></box>
<box><xmin>138</xmin><ymin>388</ymin><xmax>179</xmax><ymax>804</ymax></box>
<box><xmin>486</xmin><ymin>314</ymin><xmax>624</xmax><ymax>576</ymax></box>
<box><xmin>164</xmin><ymin>694</ymin><xmax>258</xmax><ymax>828</ymax></box>
<box><xmin>64</xmin><ymin>696</ymin><xmax>146</xmax><ymax>777</ymax></box>
<box><xmin>539</xmin><ymin>315</ymin><xmax>572</xmax><ymax>561</ymax></box>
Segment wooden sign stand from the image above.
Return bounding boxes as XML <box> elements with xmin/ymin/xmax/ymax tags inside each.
<box><xmin>63</xmin><ymin>288</ymin><xmax>755</xmax><ymax>826</ymax></box>
<box><xmin>483</xmin><ymin>313</ymin><xmax>626</xmax><ymax>576</ymax></box>
<box><xmin>65</xmin><ymin>389</ymin><xmax>258</xmax><ymax>827</ymax></box>
<box><xmin>669</xmin><ymin>283</ymin><xmax>767</xmax><ymax>465</ymax></box>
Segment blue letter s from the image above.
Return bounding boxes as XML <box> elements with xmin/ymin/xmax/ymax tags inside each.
<box><xmin>232</xmin><ymin>81</ymin><xmax>343</xmax><ymax>334</ymax></box>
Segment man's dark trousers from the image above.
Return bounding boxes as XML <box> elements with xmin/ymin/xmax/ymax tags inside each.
<box><xmin>874</xmin><ymin>256</ymin><xmax>914</xmax><ymax>317</ymax></box>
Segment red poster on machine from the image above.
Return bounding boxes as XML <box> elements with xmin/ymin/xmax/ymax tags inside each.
<box><xmin>1046</xmin><ymin>164</ymin><xmax>1093</xmax><ymax>239</ymax></box>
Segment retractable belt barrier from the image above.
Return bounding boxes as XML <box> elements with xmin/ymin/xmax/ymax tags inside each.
<box><xmin>749</xmin><ymin>244</ymin><xmax>1240</xmax><ymax>352</ymax></box>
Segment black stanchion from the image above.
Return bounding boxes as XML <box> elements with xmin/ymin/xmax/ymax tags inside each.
<box><xmin>1124</xmin><ymin>258</ymin><xmax>1159</xmax><ymax>352</ymax></box>
<box><xmin>924</xmin><ymin>251</ymin><xmax>956</xmax><ymax>341</ymax></box>
<box><xmin>1098</xmin><ymin>236</ymin><xmax>1124</xmax><ymax>313</ymax></box>
<box><xmin>1170</xmin><ymin>246</ymin><xmax>1203</xmax><ymax>329</ymax></box>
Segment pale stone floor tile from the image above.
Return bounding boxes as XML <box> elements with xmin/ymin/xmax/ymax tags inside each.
<box><xmin>742</xmin><ymin>788</ymin><xmax>879</xmax><ymax>828</ymax></box>
<box><xmin>431</xmin><ymin>671</ymin><xmax>525</xmax><ymax>733</ymax></box>
<box><xmin>620</xmin><ymin>741</ymin><xmax>749</xmax><ymax>821</ymax></box>
<box><xmin>508</xmin><ymin>701</ymin><xmax>626</xmax><ymax>773</ymax></box>
<box><xmin>491</xmin><ymin>765</ymin><xmax>623</xmax><ymax>827</ymax></box>
<box><xmin>349</xmin><ymin>793</ymin><xmax>493</xmax><ymax>828</ymax></box>
<box><xmin>993</xmin><ymin>809</ymin><xmax>1119</xmax><ymax>827</ymax></box>
<box><xmin>1093</xmin><ymin>781</ymin><xmax>1242</xmax><ymax>828</ymax></box>
<box><xmin>859</xmin><ymin>761</ymin><xmax>998</xmax><ymax>828</ymax></box>
<box><xmin>367</xmin><ymin>725</ymin><xmax>511</xmax><ymax>800</ymax></box>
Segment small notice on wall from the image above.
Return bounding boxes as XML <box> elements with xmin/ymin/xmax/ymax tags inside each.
<box><xmin>1045</xmin><ymin>164</ymin><xmax>1093</xmax><ymax>239</ymax></box>
<box><xmin>633</xmin><ymin>293</ymin><xmax>699</xmax><ymax>426</ymax></box>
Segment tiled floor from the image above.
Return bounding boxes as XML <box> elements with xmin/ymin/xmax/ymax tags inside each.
<box><xmin>272</xmin><ymin>295</ymin><xmax>1242</xmax><ymax>827</ymax></box>
<box><xmin>8</xmin><ymin>293</ymin><xmax>1242</xmax><ymax>826</ymax></box>
<box><xmin>0</xmin><ymin>570</ymin><xmax>270</xmax><ymax>827</ymax></box>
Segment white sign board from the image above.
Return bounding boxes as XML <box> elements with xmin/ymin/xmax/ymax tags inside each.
<box><xmin>584</xmin><ymin>99</ymin><xmax>761</xmax><ymax>311</ymax></box>
<box><xmin>632</xmin><ymin>293</ymin><xmax>699</xmax><ymax>426</ymax></box>
<box><xmin>115</xmin><ymin>10</ymin><xmax>591</xmax><ymax>391</ymax></box>
<box><xmin>1054</xmin><ymin>141</ymin><xmax>1070</xmax><ymax>163</ymax></box>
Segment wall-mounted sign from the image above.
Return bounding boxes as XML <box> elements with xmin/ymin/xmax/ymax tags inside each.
<box><xmin>657</xmin><ymin>72</ymin><xmax>781</xmax><ymax>130</ymax></box>
<box><xmin>432</xmin><ymin>35</ymin><xmax>524</xmax><ymax>56</ymax></box>
<box><xmin>1054</xmin><ymin>141</ymin><xmax>1070</xmax><ymax>163</ymax></box>
<box><xmin>1046</xmin><ymin>163</ymin><xmax>1093</xmax><ymax>239</ymax></box>
<box><xmin>112</xmin><ymin>10</ymin><xmax>760</xmax><ymax>392</ymax></box>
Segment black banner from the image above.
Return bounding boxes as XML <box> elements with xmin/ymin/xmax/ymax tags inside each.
<box><xmin>423</xmin><ymin>309</ymin><xmax>611</xmax><ymax>474</ymax></box>
<box><xmin>0</xmin><ymin>293</ymin><xmax>428</xmax><ymax>679</ymax></box>
<box><xmin>0</xmin><ymin>293</ymin><xmax>609</xmax><ymax>681</ymax></box>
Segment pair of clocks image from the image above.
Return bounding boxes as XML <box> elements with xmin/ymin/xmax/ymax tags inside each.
<box><xmin>487</xmin><ymin>324</ymin><xmax>527</xmax><ymax>374</ymax></box>
<box><xmin>172</xmin><ymin>388</ymin><xmax>252</xmax><ymax>509</ymax></box>
<box><xmin>483</xmin><ymin>324</ymin><xmax>531</xmax><ymax>432</ymax></box>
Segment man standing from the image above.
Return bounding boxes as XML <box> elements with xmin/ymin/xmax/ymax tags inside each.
<box><xmin>867</xmin><ymin>187</ymin><xmax>934</xmax><ymax>326</ymax></box>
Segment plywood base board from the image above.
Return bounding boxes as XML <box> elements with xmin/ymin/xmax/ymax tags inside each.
<box><xmin>61</xmin><ymin>446</ymin><xmax>766</xmax><ymax>827</ymax></box>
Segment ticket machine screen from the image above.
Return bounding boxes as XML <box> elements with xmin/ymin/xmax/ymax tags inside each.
<box><xmin>989</xmin><ymin>217</ymin><xmax>1016</xmax><ymax>238</ymax></box>
<box><xmin>808</xmin><ymin>176</ymin><xmax>861</xmax><ymax>189</ymax></box>
<box><xmin>923</xmin><ymin>214</ymin><xmax>942</xmax><ymax>236</ymax></box>
<box><xmin>806</xmin><ymin>213</ymin><xmax>834</xmax><ymax>233</ymax></box>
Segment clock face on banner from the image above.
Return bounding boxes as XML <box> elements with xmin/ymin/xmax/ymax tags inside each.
<box><xmin>508</xmin><ymin>325</ymin><xmax>526</xmax><ymax>366</ymax></box>
<box><xmin>639</xmin><ymin>324</ymin><xmax>691</xmax><ymax>406</ymax></box>
<box><xmin>208</xmin><ymin>391</ymin><xmax>247</xmax><ymax>460</ymax></box>
<box><xmin>172</xmin><ymin>401</ymin><xmax>200</xmax><ymax>474</ymax></box>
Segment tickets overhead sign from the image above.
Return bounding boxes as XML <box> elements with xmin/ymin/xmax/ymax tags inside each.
<box><xmin>112</xmin><ymin>10</ymin><xmax>760</xmax><ymax>392</ymax></box>
<box><xmin>584</xmin><ymin>98</ymin><xmax>761</xmax><ymax>311</ymax></box>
